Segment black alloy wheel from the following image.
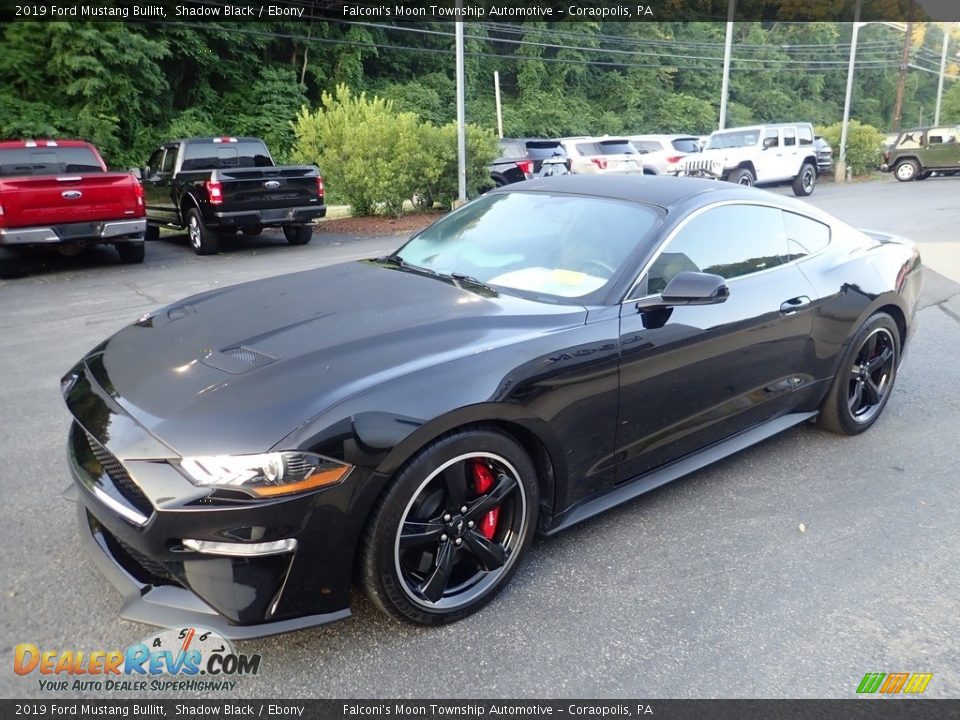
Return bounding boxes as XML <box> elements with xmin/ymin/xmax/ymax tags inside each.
<box><xmin>817</xmin><ymin>312</ymin><xmax>900</xmax><ymax>435</ymax></box>
<box><xmin>360</xmin><ymin>429</ymin><xmax>538</xmax><ymax>625</ymax></box>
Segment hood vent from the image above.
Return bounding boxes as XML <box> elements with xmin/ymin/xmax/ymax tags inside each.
<box><xmin>201</xmin><ymin>345</ymin><xmax>279</xmax><ymax>374</ymax></box>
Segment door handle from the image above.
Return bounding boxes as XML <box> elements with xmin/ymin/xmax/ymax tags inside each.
<box><xmin>780</xmin><ymin>296</ymin><xmax>811</xmax><ymax>314</ymax></box>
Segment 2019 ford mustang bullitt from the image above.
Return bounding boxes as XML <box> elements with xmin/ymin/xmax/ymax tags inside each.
<box><xmin>62</xmin><ymin>175</ymin><xmax>922</xmax><ymax>638</ymax></box>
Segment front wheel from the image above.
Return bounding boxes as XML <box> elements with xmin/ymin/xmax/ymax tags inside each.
<box><xmin>186</xmin><ymin>208</ymin><xmax>218</xmax><ymax>255</ymax></box>
<box><xmin>282</xmin><ymin>225</ymin><xmax>313</xmax><ymax>246</ymax></box>
<box><xmin>726</xmin><ymin>168</ymin><xmax>755</xmax><ymax>186</ymax></box>
<box><xmin>816</xmin><ymin>312</ymin><xmax>900</xmax><ymax>435</ymax></box>
<box><xmin>894</xmin><ymin>160</ymin><xmax>919</xmax><ymax>182</ymax></box>
<box><xmin>359</xmin><ymin>428</ymin><xmax>538</xmax><ymax>625</ymax></box>
<box><xmin>792</xmin><ymin>163</ymin><xmax>817</xmax><ymax>196</ymax></box>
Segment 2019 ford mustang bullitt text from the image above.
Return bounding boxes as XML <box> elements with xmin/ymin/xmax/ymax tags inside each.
<box><xmin>62</xmin><ymin>176</ymin><xmax>922</xmax><ymax>638</ymax></box>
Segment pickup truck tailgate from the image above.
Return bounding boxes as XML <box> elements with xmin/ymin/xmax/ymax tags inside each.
<box><xmin>0</xmin><ymin>174</ymin><xmax>141</xmax><ymax>228</ymax></box>
<box><xmin>216</xmin><ymin>168</ymin><xmax>321</xmax><ymax>210</ymax></box>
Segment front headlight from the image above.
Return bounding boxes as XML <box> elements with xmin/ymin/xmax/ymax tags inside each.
<box><xmin>178</xmin><ymin>452</ymin><xmax>352</xmax><ymax>498</ymax></box>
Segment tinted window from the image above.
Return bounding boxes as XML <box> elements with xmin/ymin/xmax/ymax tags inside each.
<box><xmin>0</xmin><ymin>146</ymin><xmax>102</xmax><ymax>176</ymax></box>
<box><xmin>525</xmin><ymin>142</ymin><xmax>566</xmax><ymax>159</ymax></box>
<box><xmin>799</xmin><ymin>127</ymin><xmax>814</xmax><ymax>146</ymax></box>
<box><xmin>783</xmin><ymin>128</ymin><xmax>797</xmax><ymax>147</ymax></box>
<box><xmin>635</xmin><ymin>141</ymin><xmax>664</xmax><ymax>153</ymax></box>
<box><xmin>642</xmin><ymin>205</ymin><xmax>787</xmax><ymax>295</ymax></box>
<box><xmin>597</xmin><ymin>140</ymin><xmax>637</xmax><ymax>155</ymax></box>
<box><xmin>575</xmin><ymin>143</ymin><xmax>600</xmax><ymax>155</ymax></box>
<box><xmin>763</xmin><ymin>129</ymin><xmax>780</xmax><ymax>148</ymax></box>
<box><xmin>498</xmin><ymin>141</ymin><xmax>526</xmax><ymax>159</ymax></box>
<box><xmin>784</xmin><ymin>211</ymin><xmax>830</xmax><ymax>259</ymax></box>
<box><xmin>397</xmin><ymin>192</ymin><xmax>659</xmax><ymax>301</ymax></box>
<box><xmin>671</xmin><ymin>138</ymin><xmax>700</xmax><ymax>153</ymax></box>
<box><xmin>161</xmin><ymin>147</ymin><xmax>177</xmax><ymax>173</ymax></box>
<box><xmin>147</xmin><ymin>149</ymin><xmax>164</xmax><ymax>173</ymax></box>
<box><xmin>181</xmin><ymin>141</ymin><xmax>273</xmax><ymax>170</ymax></box>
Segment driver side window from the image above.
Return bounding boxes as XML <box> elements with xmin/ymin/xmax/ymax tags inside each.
<box><xmin>636</xmin><ymin>204</ymin><xmax>788</xmax><ymax>296</ymax></box>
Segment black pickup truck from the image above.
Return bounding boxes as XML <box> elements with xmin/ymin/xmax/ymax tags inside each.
<box><xmin>140</xmin><ymin>137</ymin><xmax>325</xmax><ymax>255</ymax></box>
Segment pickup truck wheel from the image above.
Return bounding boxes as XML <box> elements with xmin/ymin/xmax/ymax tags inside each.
<box><xmin>894</xmin><ymin>160</ymin><xmax>919</xmax><ymax>182</ymax></box>
<box><xmin>727</xmin><ymin>168</ymin><xmax>755</xmax><ymax>186</ymax></box>
<box><xmin>145</xmin><ymin>223</ymin><xmax>159</xmax><ymax>242</ymax></box>
<box><xmin>116</xmin><ymin>242</ymin><xmax>145</xmax><ymax>264</ymax></box>
<box><xmin>241</xmin><ymin>226</ymin><xmax>263</xmax><ymax>236</ymax></box>
<box><xmin>792</xmin><ymin>163</ymin><xmax>817</xmax><ymax>196</ymax></box>
<box><xmin>283</xmin><ymin>225</ymin><xmax>314</xmax><ymax>246</ymax></box>
<box><xmin>186</xmin><ymin>208</ymin><xmax>218</xmax><ymax>255</ymax></box>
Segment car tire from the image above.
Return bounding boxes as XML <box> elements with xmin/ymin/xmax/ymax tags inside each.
<box><xmin>241</xmin><ymin>226</ymin><xmax>263</xmax><ymax>237</ymax></box>
<box><xmin>145</xmin><ymin>223</ymin><xmax>159</xmax><ymax>242</ymax></box>
<box><xmin>282</xmin><ymin>225</ymin><xmax>313</xmax><ymax>246</ymax></box>
<box><xmin>792</xmin><ymin>163</ymin><xmax>817</xmax><ymax>196</ymax></box>
<box><xmin>816</xmin><ymin>312</ymin><xmax>900</xmax><ymax>436</ymax></box>
<box><xmin>894</xmin><ymin>160</ymin><xmax>919</xmax><ymax>182</ymax></box>
<box><xmin>186</xmin><ymin>208</ymin><xmax>218</xmax><ymax>256</ymax></box>
<box><xmin>116</xmin><ymin>242</ymin><xmax>145</xmax><ymax>264</ymax></box>
<box><xmin>359</xmin><ymin>427</ymin><xmax>539</xmax><ymax>625</ymax></box>
<box><xmin>916</xmin><ymin>171</ymin><xmax>932</xmax><ymax>181</ymax></box>
<box><xmin>727</xmin><ymin>168</ymin><xmax>755</xmax><ymax>186</ymax></box>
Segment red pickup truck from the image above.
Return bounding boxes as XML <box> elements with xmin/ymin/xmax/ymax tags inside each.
<box><xmin>0</xmin><ymin>140</ymin><xmax>146</xmax><ymax>268</ymax></box>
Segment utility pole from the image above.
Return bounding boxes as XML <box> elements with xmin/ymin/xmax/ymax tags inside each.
<box><xmin>494</xmin><ymin>71</ymin><xmax>504</xmax><ymax>139</ymax></box>
<box><xmin>718</xmin><ymin>0</ymin><xmax>736</xmax><ymax>130</ymax></box>
<box><xmin>455</xmin><ymin>19</ymin><xmax>466</xmax><ymax>205</ymax></box>
<box><xmin>935</xmin><ymin>25</ymin><xmax>950</xmax><ymax>125</ymax></box>
<box><xmin>838</xmin><ymin>0</ymin><xmax>863</xmax><ymax>183</ymax></box>
<box><xmin>892</xmin><ymin>3</ymin><xmax>915</xmax><ymax>131</ymax></box>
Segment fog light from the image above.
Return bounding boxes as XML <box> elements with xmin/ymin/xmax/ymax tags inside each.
<box><xmin>182</xmin><ymin>538</ymin><xmax>297</xmax><ymax>557</ymax></box>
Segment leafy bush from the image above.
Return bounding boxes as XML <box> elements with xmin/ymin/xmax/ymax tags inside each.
<box><xmin>816</xmin><ymin>120</ymin><xmax>886</xmax><ymax>176</ymax></box>
<box><xmin>292</xmin><ymin>84</ymin><xmax>498</xmax><ymax>216</ymax></box>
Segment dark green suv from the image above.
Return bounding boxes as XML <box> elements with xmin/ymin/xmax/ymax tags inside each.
<box><xmin>883</xmin><ymin>126</ymin><xmax>960</xmax><ymax>181</ymax></box>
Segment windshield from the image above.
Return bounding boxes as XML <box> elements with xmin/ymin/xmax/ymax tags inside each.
<box><xmin>394</xmin><ymin>192</ymin><xmax>659</xmax><ymax>301</ymax></box>
<box><xmin>706</xmin><ymin>130</ymin><xmax>760</xmax><ymax>150</ymax></box>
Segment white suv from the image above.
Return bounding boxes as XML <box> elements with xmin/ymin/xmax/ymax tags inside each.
<box><xmin>680</xmin><ymin>123</ymin><xmax>820</xmax><ymax>196</ymax></box>
<box><xmin>559</xmin><ymin>137</ymin><xmax>644</xmax><ymax>175</ymax></box>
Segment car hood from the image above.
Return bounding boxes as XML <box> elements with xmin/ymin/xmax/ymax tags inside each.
<box><xmin>82</xmin><ymin>261</ymin><xmax>586</xmax><ymax>456</ymax></box>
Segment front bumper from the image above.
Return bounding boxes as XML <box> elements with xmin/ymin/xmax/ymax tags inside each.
<box><xmin>0</xmin><ymin>218</ymin><xmax>145</xmax><ymax>246</ymax></box>
<box><xmin>211</xmin><ymin>204</ymin><xmax>326</xmax><ymax>228</ymax></box>
<box><xmin>63</xmin><ymin>362</ymin><xmax>389</xmax><ymax>638</ymax></box>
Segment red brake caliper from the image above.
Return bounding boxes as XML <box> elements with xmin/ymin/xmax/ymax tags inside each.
<box><xmin>470</xmin><ymin>461</ymin><xmax>500</xmax><ymax>540</ymax></box>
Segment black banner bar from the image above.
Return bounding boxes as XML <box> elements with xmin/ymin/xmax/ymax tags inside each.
<box><xmin>1</xmin><ymin>0</ymin><xmax>958</xmax><ymax>23</ymax></box>
<box><xmin>2</xmin><ymin>700</ymin><xmax>957</xmax><ymax>720</ymax></box>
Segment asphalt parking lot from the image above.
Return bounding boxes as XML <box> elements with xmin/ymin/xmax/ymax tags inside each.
<box><xmin>2</xmin><ymin>177</ymin><xmax>958</xmax><ymax>699</ymax></box>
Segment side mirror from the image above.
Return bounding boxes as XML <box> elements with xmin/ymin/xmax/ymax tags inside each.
<box><xmin>762</xmin><ymin>138</ymin><xmax>777</xmax><ymax>150</ymax></box>
<box><xmin>636</xmin><ymin>271</ymin><xmax>729</xmax><ymax>310</ymax></box>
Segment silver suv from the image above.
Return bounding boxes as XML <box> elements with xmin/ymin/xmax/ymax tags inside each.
<box><xmin>680</xmin><ymin>123</ymin><xmax>820</xmax><ymax>196</ymax></box>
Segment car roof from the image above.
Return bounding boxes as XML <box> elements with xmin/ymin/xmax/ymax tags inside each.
<box><xmin>629</xmin><ymin>134</ymin><xmax>698</xmax><ymax>141</ymax></box>
<box><xmin>494</xmin><ymin>174</ymin><xmax>783</xmax><ymax>210</ymax></box>
<box><xmin>0</xmin><ymin>139</ymin><xmax>95</xmax><ymax>149</ymax></box>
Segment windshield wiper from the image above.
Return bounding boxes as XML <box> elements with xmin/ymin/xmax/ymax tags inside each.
<box><xmin>375</xmin><ymin>255</ymin><xmax>438</xmax><ymax>276</ymax></box>
<box><xmin>447</xmin><ymin>272</ymin><xmax>497</xmax><ymax>294</ymax></box>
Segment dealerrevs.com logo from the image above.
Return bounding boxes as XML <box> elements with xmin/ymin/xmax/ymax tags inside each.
<box><xmin>14</xmin><ymin>627</ymin><xmax>262</xmax><ymax>692</ymax></box>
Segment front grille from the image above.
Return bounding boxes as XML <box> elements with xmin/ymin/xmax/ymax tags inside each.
<box><xmin>97</xmin><ymin>518</ymin><xmax>180</xmax><ymax>587</ymax></box>
<box><xmin>85</xmin><ymin>432</ymin><xmax>153</xmax><ymax>517</ymax></box>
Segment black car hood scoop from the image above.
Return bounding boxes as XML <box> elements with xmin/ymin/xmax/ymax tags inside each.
<box><xmin>201</xmin><ymin>345</ymin><xmax>279</xmax><ymax>374</ymax></box>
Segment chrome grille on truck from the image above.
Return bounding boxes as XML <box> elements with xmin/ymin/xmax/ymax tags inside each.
<box><xmin>85</xmin><ymin>431</ymin><xmax>153</xmax><ymax>518</ymax></box>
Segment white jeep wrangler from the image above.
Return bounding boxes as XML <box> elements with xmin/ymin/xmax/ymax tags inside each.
<box><xmin>680</xmin><ymin>123</ymin><xmax>820</xmax><ymax>196</ymax></box>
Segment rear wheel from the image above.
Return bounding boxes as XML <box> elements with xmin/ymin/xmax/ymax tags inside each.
<box><xmin>792</xmin><ymin>163</ymin><xmax>817</xmax><ymax>196</ymax></box>
<box><xmin>144</xmin><ymin>223</ymin><xmax>159</xmax><ymax>242</ymax></box>
<box><xmin>894</xmin><ymin>160</ymin><xmax>919</xmax><ymax>182</ymax></box>
<box><xmin>727</xmin><ymin>168</ymin><xmax>755</xmax><ymax>186</ymax></box>
<box><xmin>360</xmin><ymin>428</ymin><xmax>538</xmax><ymax>625</ymax></box>
<box><xmin>186</xmin><ymin>208</ymin><xmax>218</xmax><ymax>255</ymax></box>
<box><xmin>116</xmin><ymin>242</ymin><xmax>145</xmax><ymax>264</ymax></box>
<box><xmin>282</xmin><ymin>225</ymin><xmax>313</xmax><ymax>246</ymax></box>
<box><xmin>817</xmin><ymin>312</ymin><xmax>900</xmax><ymax>435</ymax></box>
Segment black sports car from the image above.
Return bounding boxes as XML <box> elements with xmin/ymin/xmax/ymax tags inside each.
<box><xmin>62</xmin><ymin>175</ymin><xmax>922</xmax><ymax>637</ymax></box>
